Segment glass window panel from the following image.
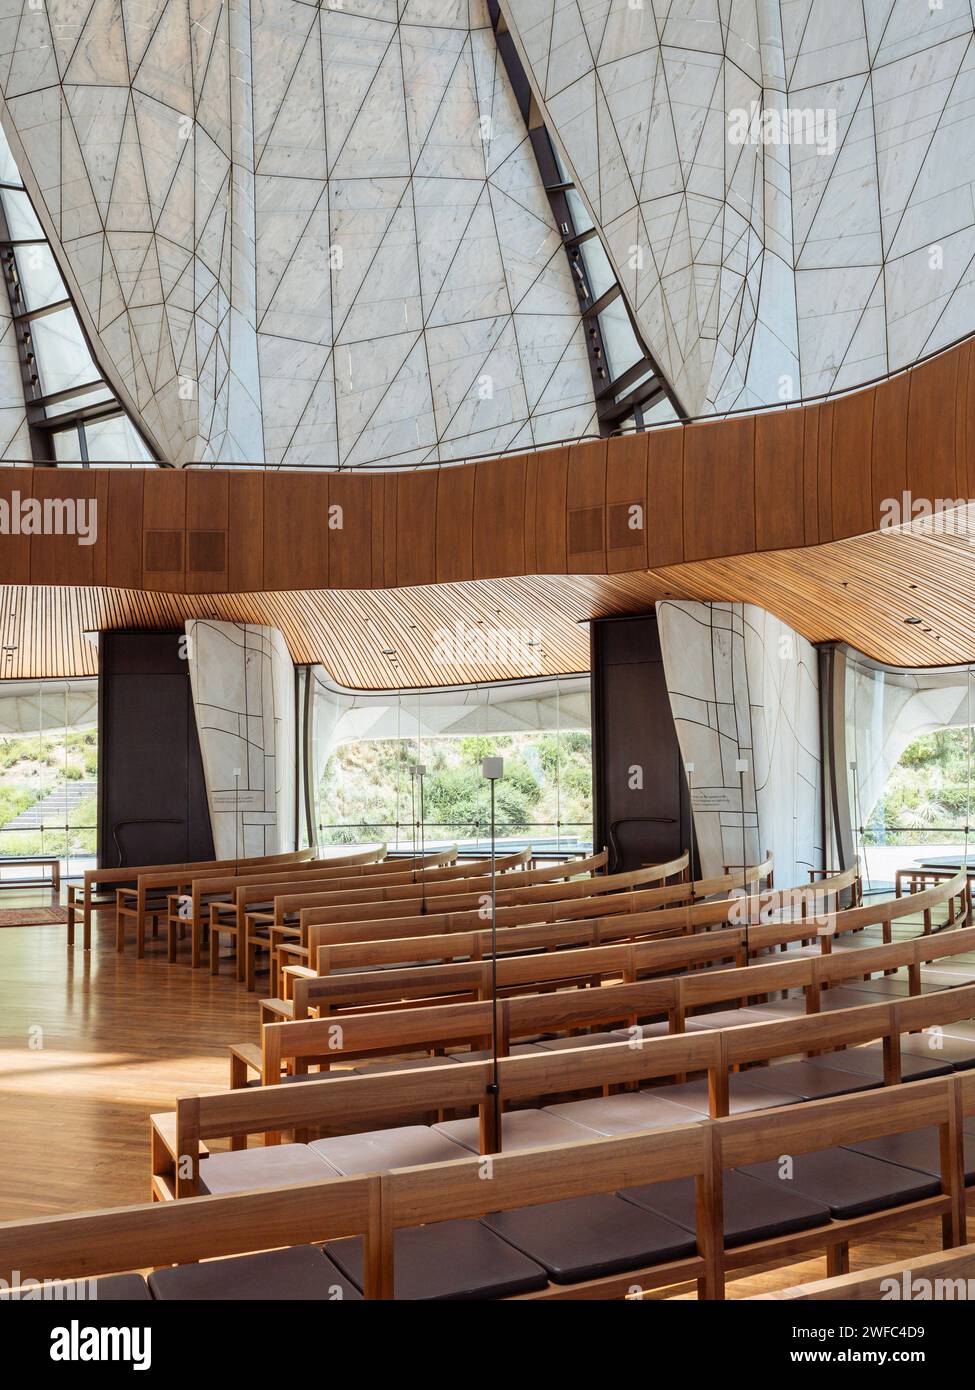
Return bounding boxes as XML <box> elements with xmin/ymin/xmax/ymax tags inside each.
<box><xmin>14</xmin><ymin>245</ymin><xmax>67</xmax><ymax>312</ymax></box>
<box><xmin>45</xmin><ymin>385</ymin><xmax>113</xmax><ymax>419</ymax></box>
<box><xmin>311</xmin><ymin>674</ymin><xmax>593</xmax><ymax>860</ymax></box>
<box><xmin>80</xmin><ymin>413</ymin><xmax>153</xmax><ymax>463</ymax></box>
<box><xmin>578</xmin><ymin>235</ymin><xmax>616</xmax><ymax>301</ymax></box>
<box><xmin>0</xmin><ymin>678</ymin><xmax>97</xmax><ymax>874</ymax></box>
<box><xmin>52</xmin><ymin>428</ymin><xmax>84</xmax><ymax>463</ymax></box>
<box><xmin>597</xmin><ymin>297</ymin><xmax>642</xmax><ymax>380</ymax></box>
<box><xmin>645</xmin><ymin>395</ymin><xmax>679</xmax><ymax>425</ymax></box>
<box><xmin>564</xmin><ymin>186</ymin><xmax>594</xmax><ymax>236</ymax></box>
<box><xmin>28</xmin><ymin>308</ymin><xmax>98</xmax><ymax>395</ymax></box>
<box><xmin>0</xmin><ymin>124</ymin><xmax>22</xmax><ymax>186</ymax></box>
<box><xmin>0</xmin><ymin>187</ymin><xmax>43</xmax><ymax>241</ymax></box>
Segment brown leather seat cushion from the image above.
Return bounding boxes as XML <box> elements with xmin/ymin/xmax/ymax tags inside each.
<box><xmin>845</xmin><ymin>1126</ymin><xmax>975</xmax><ymax>1183</ymax></box>
<box><xmin>742</xmin><ymin>1058</ymin><xmax>882</xmax><ymax>1101</ymax></box>
<box><xmin>739</xmin><ymin>1147</ymin><xmax>942</xmax><ymax>1218</ymax></box>
<box><xmin>480</xmin><ymin>1193</ymin><xmax>696</xmax><ymax>1283</ymax></box>
<box><xmin>661</xmin><ymin>1071</ymin><xmax>804</xmax><ymax>1114</ymax></box>
<box><xmin>149</xmin><ymin>1245</ymin><xmax>360</xmax><ymax>1300</ymax></box>
<box><xmin>900</xmin><ymin>1028</ymin><xmax>975</xmax><ymax>1070</ymax></box>
<box><xmin>756</xmin><ymin>987</ymin><xmax>877</xmax><ymax>1015</ymax></box>
<box><xmin>809</xmin><ymin>1043</ymin><xmax>953</xmax><ymax>1083</ymax></box>
<box><xmin>325</xmin><ymin>1219</ymin><xmax>548</xmax><ymax>1299</ymax></box>
<box><xmin>197</xmin><ymin>1142</ymin><xmax>339</xmax><ymax>1195</ymax></box>
<box><xmin>309</xmin><ymin>1125</ymin><xmax>469</xmax><ymax>1175</ymax></box>
<box><xmin>543</xmin><ymin>1091</ymin><xmax>702</xmax><ymax>1136</ymax></box>
<box><xmin>620</xmin><ymin>1170</ymin><xmax>831</xmax><ymax>1247</ymax></box>
<box><xmin>434</xmin><ymin>1109</ymin><xmax>596</xmax><ymax>1153</ymax></box>
<box><xmin>0</xmin><ymin>1273</ymin><xmax>150</xmax><ymax>1300</ymax></box>
<box><xmin>682</xmin><ymin>1007</ymin><xmax>783</xmax><ymax>1031</ymax></box>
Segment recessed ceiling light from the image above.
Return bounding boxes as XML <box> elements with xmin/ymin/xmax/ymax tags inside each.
<box><xmin>381</xmin><ymin>648</ymin><xmax>397</xmax><ymax>657</ymax></box>
<box><xmin>904</xmin><ymin>617</ymin><xmax>922</xmax><ymax>625</ymax></box>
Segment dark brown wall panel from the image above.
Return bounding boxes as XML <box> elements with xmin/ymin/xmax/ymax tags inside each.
<box><xmin>328</xmin><ymin>471</ymin><xmax>374</xmax><ymax>589</ymax></box>
<box><xmin>606</xmin><ymin>433</ymin><xmax>649</xmax><ymax>573</ymax></box>
<box><xmin>228</xmin><ymin>472</ymin><xmax>264</xmax><ymax>593</ymax></box>
<box><xmin>871</xmin><ymin>373</ymin><xmax>909</xmax><ymax>524</ymax></box>
<box><xmin>472</xmin><ymin>455</ymin><xmax>526</xmax><ymax>580</ymax></box>
<box><xmin>395</xmin><ymin>471</ymin><xmax>437</xmax><ymax>587</ymax></box>
<box><xmin>185</xmin><ymin>471</ymin><xmax>228</xmax><ymax>593</ymax></box>
<box><xmin>908</xmin><ymin>349</ymin><xmax>959</xmax><ymax>501</ymax></box>
<box><xmin>142</xmin><ymin>470</ymin><xmax>186</xmax><ymax>591</ymax></box>
<box><xmin>683</xmin><ymin>417</ymin><xmax>755</xmax><ymax>561</ymax></box>
<box><xmin>435</xmin><ymin>465</ymin><xmax>475</xmax><ymax>583</ymax></box>
<box><xmin>534</xmin><ymin>447</ymin><xmax>568</xmax><ymax>573</ymax></box>
<box><xmin>829</xmin><ymin>389</ymin><xmax>874</xmax><ymax>539</ymax></box>
<box><xmin>566</xmin><ymin>440</ymin><xmax>607</xmax><ymax>574</ymax></box>
<box><xmin>646</xmin><ymin>427</ymin><xmax>683</xmax><ymax>567</ymax></box>
<box><xmin>802</xmin><ymin>405</ymin><xmax>821</xmax><ymax>546</ymax></box>
<box><xmin>27</xmin><ymin>469</ymin><xmax>99</xmax><ymax>585</ymax></box>
<box><xmin>754</xmin><ymin>409</ymin><xmax>804</xmax><ymax>551</ymax></box>
<box><xmin>0</xmin><ymin>473</ymin><xmax>32</xmax><ymax>583</ymax></box>
<box><xmin>262</xmin><ymin>472</ymin><xmax>324</xmax><ymax>591</ymax></box>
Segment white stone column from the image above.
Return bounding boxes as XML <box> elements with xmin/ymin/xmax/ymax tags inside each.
<box><xmin>185</xmin><ymin>619</ymin><xmax>295</xmax><ymax>858</ymax></box>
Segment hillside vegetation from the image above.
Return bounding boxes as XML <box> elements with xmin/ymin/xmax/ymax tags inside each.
<box><xmin>318</xmin><ymin>732</ymin><xmax>593</xmax><ymax>846</ymax></box>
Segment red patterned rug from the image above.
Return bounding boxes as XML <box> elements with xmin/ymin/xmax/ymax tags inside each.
<box><xmin>0</xmin><ymin>907</ymin><xmax>68</xmax><ymax>927</ymax></box>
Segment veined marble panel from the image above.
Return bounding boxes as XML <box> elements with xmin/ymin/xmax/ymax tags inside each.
<box><xmin>185</xmin><ymin>619</ymin><xmax>296</xmax><ymax>857</ymax></box>
<box><xmin>0</xmin><ymin>0</ymin><xmax>596</xmax><ymax>465</ymax></box>
<box><xmin>499</xmin><ymin>0</ymin><xmax>975</xmax><ymax>415</ymax></box>
<box><xmin>656</xmin><ymin>599</ymin><xmax>824</xmax><ymax>886</ymax></box>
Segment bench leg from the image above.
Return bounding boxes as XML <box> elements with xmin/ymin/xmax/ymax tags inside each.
<box><xmin>67</xmin><ymin>905</ymin><xmax>75</xmax><ymax>948</ymax></box>
<box><xmin>115</xmin><ymin>911</ymin><xmax>125</xmax><ymax>953</ymax></box>
<box><xmin>83</xmin><ymin>903</ymin><xmax>92</xmax><ymax>952</ymax></box>
<box><xmin>827</xmin><ymin>1242</ymin><xmax>849</xmax><ymax>1278</ymax></box>
<box><xmin>191</xmin><ymin>922</ymin><xmax>202</xmax><ymax>969</ymax></box>
<box><xmin>209</xmin><ymin>925</ymin><xmax>220</xmax><ymax>975</ymax></box>
<box><xmin>246</xmin><ymin>938</ymin><xmax>258</xmax><ymax>992</ymax></box>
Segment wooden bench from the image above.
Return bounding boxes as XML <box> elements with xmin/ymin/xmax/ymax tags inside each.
<box><xmin>66</xmin><ymin>845</ymin><xmax>322</xmax><ymax>950</ymax></box>
<box><xmin>204</xmin><ymin>847</ymin><xmax>532</xmax><ymax>982</ymax></box>
<box><xmin>0</xmin><ymin>855</ymin><xmax>60</xmax><ymax>892</ymax></box>
<box><xmin>114</xmin><ymin>845</ymin><xmax>390</xmax><ymax>961</ymax></box>
<box><xmin>266</xmin><ymin>855</ymin><xmax>772</xmax><ymax>994</ymax></box>
<box><xmin>13</xmin><ymin>1079</ymin><xmax>975</xmax><ymax>1300</ymax></box>
<box><xmin>263</xmin><ymin>872</ymin><xmax>874</xmax><ymax>1026</ymax></box>
<box><xmin>239</xmin><ymin>891</ymin><xmax>973</xmax><ymax>1088</ymax></box>
<box><xmin>195</xmin><ymin>847</ymin><xmax>471</xmax><ymax>963</ymax></box>
<box><xmin>149</xmin><ymin>1017</ymin><xmax>975</xmax><ymax>1296</ymax></box>
<box><xmin>244</xmin><ymin>848</ymin><xmax>617</xmax><ymax>989</ymax></box>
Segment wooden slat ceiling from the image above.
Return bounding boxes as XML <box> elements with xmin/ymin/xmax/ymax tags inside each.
<box><xmin>3</xmin><ymin>516</ymin><xmax>975</xmax><ymax>685</ymax></box>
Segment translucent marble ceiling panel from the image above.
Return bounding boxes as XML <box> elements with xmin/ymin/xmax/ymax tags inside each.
<box><xmin>498</xmin><ymin>0</ymin><xmax>975</xmax><ymax>416</ymax></box>
<box><xmin>0</xmin><ymin>0</ymin><xmax>597</xmax><ymax>465</ymax></box>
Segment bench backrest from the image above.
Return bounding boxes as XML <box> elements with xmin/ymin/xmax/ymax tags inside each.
<box><xmin>172</xmin><ymin>983</ymin><xmax>975</xmax><ymax>1187</ymax></box>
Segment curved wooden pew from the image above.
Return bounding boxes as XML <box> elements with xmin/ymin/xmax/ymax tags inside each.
<box><xmin>11</xmin><ymin>1075</ymin><xmax>975</xmax><ymax>1301</ymax></box>
<box><xmin>241</xmin><ymin>885</ymin><xmax>972</xmax><ymax>1087</ymax></box>
<box><xmin>268</xmin><ymin>871</ymin><xmax>870</xmax><ymax>1025</ymax></box>
<box><xmin>206</xmin><ymin>846</ymin><xmax>533</xmax><ymax>981</ymax></box>
<box><xmin>265</xmin><ymin>855</ymin><xmax>771</xmax><ymax>993</ymax></box>
<box><xmin>244</xmin><ymin>847</ymin><xmax>622</xmax><ymax>988</ymax></box>
<box><xmin>66</xmin><ymin>845</ymin><xmax>322</xmax><ymax>951</ymax></box>
<box><xmin>118</xmin><ymin>845</ymin><xmax>399</xmax><ymax>962</ymax></box>
<box><xmin>275</xmin><ymin>860</ymin><xmax>851</xmax><ymax>1002</ymax></box>
<box><xmin>154</xmin><ymin>846</ymin><xmax>464</xmax><ymax>969</ymax></box>
<box><xmin>148</xmin><ymin>1003</ymin><xmax>975</xmax><ymax>1297</ymax></box>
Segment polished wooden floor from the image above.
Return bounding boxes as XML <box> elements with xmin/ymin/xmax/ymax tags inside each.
<box><xmin>0</xmin><ymin>894</ymin><xmax>969</xmax><ymax>1298</ymax></box>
